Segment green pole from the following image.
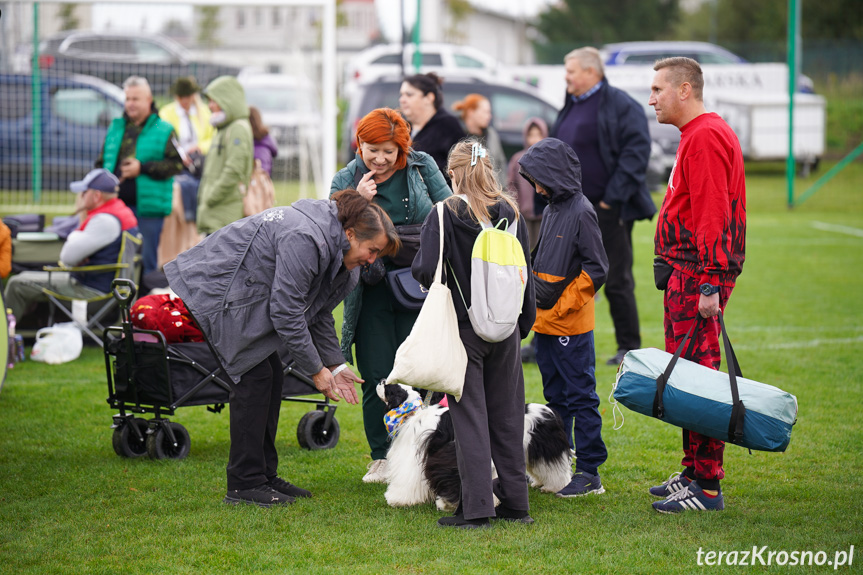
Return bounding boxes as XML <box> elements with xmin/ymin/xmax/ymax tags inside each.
<box><xmin>31</xmin><ymin>2</ymin><xmax>42</xmax><ymax>202</ymax></box>
<box><xmin>412</xmin><ymin>0</ymin><xmax>421</xmax><ymax>72</ymax></box>
<box><xmin>786</xmin><ymin>0</ymin><xmax>799</xmax><ymax>208</ymax></box>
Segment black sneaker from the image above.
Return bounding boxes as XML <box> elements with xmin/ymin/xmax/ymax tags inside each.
<box><xmin>437</xmin><ymin>514</ymin><xmax>490</xmax><ymax>529</ymax></box>
<box><xmin>606</xmin><ymin>349</ymin><xmax>630</xmax><ymax>366</ymax></box>
<box><xmin>556</xmin><ymin>471</ymin><xmax>605</xmax><ymax>498</ymax></box>
<box><xmin>268</xmin><ymin>476</ymin><xmax>312</xmax><ymax>499</ymax></box>
<box><xmin>493</xmin><ymin>505</ymin><xmax>534</xmax><ymax>524</ymax></box>
<box><xmin>224</xmin><ymin>485</ymin><xmax>295</xmax><ymax>508</ymax></box>
<box><xmin>520</xmin><ymin>343</ymin><xmax>536</xmax><ymax>364</ymax></box>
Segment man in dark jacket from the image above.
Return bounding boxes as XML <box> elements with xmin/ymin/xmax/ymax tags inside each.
<box><xmin>519</xmin><ymin>138</ymin><xmax>609</xmax><ymax>498</ymax></box>
<box><xmin>551</xmin><ymin>47</ymin><xmax>655</xmax><ymax>366</ymax></box>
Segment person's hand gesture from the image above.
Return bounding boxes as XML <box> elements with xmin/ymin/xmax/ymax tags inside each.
<box><xmin>332</xmin><ymin>365</ymin><xmax>363</xmax><ymax>404</ymax></box>
<box><xmin>312</xmin><ymin>366</ymin><xmax>363</xmax><ymax>405</ymax></box>
<box><xmin>120</xmin><ymin>158</ymin><xmax>141</xmax><ymax>180</ymax></box>
<box><xmin>356</xmin><ymin>170</ymin><xmax>377</xmax><ymax>201</ymax></box>
<box><xmin>313</xmin><ymin>368</ymin><xmax>341</xmax><ymax>402</ymax></box>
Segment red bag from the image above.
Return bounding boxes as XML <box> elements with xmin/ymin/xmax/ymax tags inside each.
<box><xmin>131</xmin><ymin>294</ymin><xmax>204</xmax><ymax>343</ymax></box>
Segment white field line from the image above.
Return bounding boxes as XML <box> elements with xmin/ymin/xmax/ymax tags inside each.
<box><xmin>811</xmin><ymin>221</ymin><xmax>863</xmax><ymax>238</ymax></box>
<box><xmin>729</xmin><ymin>336</ymin><xmax>863</xmax><ymax>351</ymax></box>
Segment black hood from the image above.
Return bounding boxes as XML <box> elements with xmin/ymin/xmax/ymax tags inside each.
<box><xmin>517</xmin><ymin>138</ymin><xmax>582</xmax><ymax>204</ymax></box>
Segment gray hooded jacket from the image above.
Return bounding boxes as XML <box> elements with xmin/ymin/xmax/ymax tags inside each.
<box><xmin>164</xmin><ymin>200</ymin><xmax>359</xmax><ymax>382</ymax></box>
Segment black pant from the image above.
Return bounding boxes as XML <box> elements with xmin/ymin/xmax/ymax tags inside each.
<box><xmin>448</xmin><ymin>327</ymin><xmax>528</xmax><ymax>520</ymax></box>
<box><xmin>226</xmin><ymin>351</ymin><xmax>284</xmax><ymax>490</ymax></box>
<box><xmin>596</xmin><ymin>205</ymin><xmax>641</xmax><ymax>352</ymax></box>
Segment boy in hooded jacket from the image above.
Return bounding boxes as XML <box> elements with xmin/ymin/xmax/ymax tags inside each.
<box><xmin>518</xmin><ymin>138</ymin><xmax>609</xmax><ymax>498</ymax></box>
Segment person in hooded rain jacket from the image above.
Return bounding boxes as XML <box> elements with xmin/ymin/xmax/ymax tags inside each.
<box><xmin>197</xmin><ymin>76</ymin><xmax>254</xmax><ymax>235</ymax></box>
<box><xmin>518</xmin><ymin>137</ymin><xmax>609</xmax><ymax>499</ymax></box>
<box><xmin>164</xmin><ymin>190</ymin><xmax>399</xmax><ymax>508</ymax></box>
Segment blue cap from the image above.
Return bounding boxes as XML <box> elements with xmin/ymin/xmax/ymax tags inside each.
<box><xmin>70</xmin><ymin>168</ymin><xmax>120</xmax><ymax>194</ymax></box>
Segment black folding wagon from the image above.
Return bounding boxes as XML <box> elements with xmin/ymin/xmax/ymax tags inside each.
<box><xmin>104</xmin><ymin>279</ymin><xmax>341</xmax><ymax>460</ymax></box>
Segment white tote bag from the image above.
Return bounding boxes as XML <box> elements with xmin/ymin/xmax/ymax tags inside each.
<box><xmin>386</xmin><ymin>203</ymin><xmax>468</xmax><ymax>401</ymax></box>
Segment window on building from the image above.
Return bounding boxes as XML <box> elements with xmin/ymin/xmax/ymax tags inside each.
<box><xmin>237</xmin><ymin>8</ymin><xmax>245</xmax><ymax>29</ymax></box>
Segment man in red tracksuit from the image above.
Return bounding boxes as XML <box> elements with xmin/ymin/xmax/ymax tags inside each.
<box><xmin>648</xmin><ymin>57</ymin><xmax>746</xmax><ymax>513</ymax></box>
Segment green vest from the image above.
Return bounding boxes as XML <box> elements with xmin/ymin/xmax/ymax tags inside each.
<box><xmin>103</xmin><ymin>114</ymin><xmax>175</xmax><ymax>218</ymax></box>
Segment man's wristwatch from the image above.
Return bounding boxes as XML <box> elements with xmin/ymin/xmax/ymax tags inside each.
<box><xmin>699</xmin><ymin>283</ymin><xmax>720</xmax><ymax>296</ymax></box>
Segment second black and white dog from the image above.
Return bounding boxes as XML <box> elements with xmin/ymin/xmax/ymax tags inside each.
<box><xmin>377</xmin><ymin>382</ymin><xmax>573</xmax><ymax>510</ymax></box>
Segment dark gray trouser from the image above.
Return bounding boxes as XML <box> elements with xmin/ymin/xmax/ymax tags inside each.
<box><xmin>226</xmin><ymin>351</ymin><xmax>283</xmax><ymax>490</ymax></box>
<box><xmin>448</xmin><ymin>327</ymin><xmax>528</xmax><ymax>520</ymax></box>
<box><xmin>596</xmin><ymin>205</ymin><xmax>641</xmax><ymax>352</ymax></box>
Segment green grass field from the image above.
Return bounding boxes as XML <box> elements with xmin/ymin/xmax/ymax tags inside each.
<box><xmin>1</xmin><ymin>162</ymin><xmax>861</xmax><ymax>574</ymax></box>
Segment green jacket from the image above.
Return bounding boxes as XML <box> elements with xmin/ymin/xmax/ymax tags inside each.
<box><xmin>102</xmin><ymin>114</ymin><xmax>175</xmax><ymax>217</ymax></box>
<box><xmin>197</xmin><ymin>76</ymin><xmax>253</xmax><ymax>235</ymax></box>
<box><xmin>330</xmin><ymin>150</ymin><xmax>452</xmax><ymax>362</ymax></box>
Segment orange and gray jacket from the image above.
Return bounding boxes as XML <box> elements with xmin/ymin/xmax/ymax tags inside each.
<box><xmin>518</xmin><ymin>138</ymin><xmax>608</xmax><ymax>336</ymax></box>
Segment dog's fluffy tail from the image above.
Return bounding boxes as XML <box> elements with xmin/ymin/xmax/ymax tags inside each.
<box><xmin>524</xmin><ymin>404</ymin><xmax>573</xmax><ymax>493</ymax></box>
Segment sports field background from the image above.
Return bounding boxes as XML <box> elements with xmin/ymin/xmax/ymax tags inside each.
<box><xmin>0</xmin><ymin>161</ymin><xmax>860</xmax><ymax>573</ymax></box>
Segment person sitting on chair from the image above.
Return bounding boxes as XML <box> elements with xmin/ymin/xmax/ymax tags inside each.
<box><xmin>4</xmin><ymin>169</ymin><xmax>139</xmax><ymax>324</ymax></box>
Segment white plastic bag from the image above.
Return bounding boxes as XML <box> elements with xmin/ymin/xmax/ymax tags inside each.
<box><xmin>386</xmin><ymin>203</ymin><xmax>468</xmax><ymax>401</ymax></box>
<box><xmin>30</xmin><ymin>322</ymin><xmax>83</xmax><ymax>365</ymax></box>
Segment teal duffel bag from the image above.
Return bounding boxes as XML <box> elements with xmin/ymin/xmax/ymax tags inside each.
<box><xmin>612</xmin><ymin>312</ymin><xmax>798</xmax><ymax>452</ymax></box>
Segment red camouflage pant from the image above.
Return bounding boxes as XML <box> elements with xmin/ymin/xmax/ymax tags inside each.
<box><xmin>664</xmin><ymin>270</ymin><xmax>732</xmax><ymax>489</ymax></box>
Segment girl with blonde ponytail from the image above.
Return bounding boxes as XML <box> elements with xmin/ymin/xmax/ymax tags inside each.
<box><xmin>411</xmin><ymin>138</ymin><xmax>536</xmax><ymax>528</ymax></box>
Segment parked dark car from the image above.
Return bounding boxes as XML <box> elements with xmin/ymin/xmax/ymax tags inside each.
<box><xmin>37</xmin><ymin>30</ymin><xmax>240</xmax><ymax>96</ymax></box>
<box><xmin>343</xmin><ymin>75</ymin><xmax>559</xmax><ymax>164</ymax></box>
<box><xmin>0</xmin><ymin>73</ymin><xmax>125</xmax><ymax>191</ymax></box>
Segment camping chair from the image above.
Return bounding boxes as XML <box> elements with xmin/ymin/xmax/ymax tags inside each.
<box><xmin>42</xmin><ymin>230</ymin><xmax>143</xmax><ymax>347</ymax></box>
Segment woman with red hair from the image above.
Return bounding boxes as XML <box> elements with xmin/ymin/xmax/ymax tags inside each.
<box><xmin>453</xmin><ymin>94</ymin><xmax>507</xmax><ymax>187</ymax></box>
<box><xmin>330</xmin><ymin>108</ymin><xmax>452</xmax><ymax>483</ymax></box>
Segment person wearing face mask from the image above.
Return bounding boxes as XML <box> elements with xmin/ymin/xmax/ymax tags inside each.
<box><xmin>95</xmin><ymin>76</ymin><xmax>182</xmax><ymax>276</ymax></box>
<box><xmin>164</xmin><ymin>189</ymin><xmax>400</xmax><ymax>507</ymax></box>
<box><xmin>453</xmin><ymin>94</ymin><xmax>507</xmax><ymax>189</ymax></box>
<box><xmin>196</xmin><ymin>76</ymin><xmax>254</xmax><ymax>236</ymax></box>
<box><xmin>330</xmin><ymin>108</ymin><xmax>452</xmax><ymax>484</ymax></box>
<box><xmin>398</xmin><ymin>73</ymin><xmax>465</xmax><ymax>183</ymax></box>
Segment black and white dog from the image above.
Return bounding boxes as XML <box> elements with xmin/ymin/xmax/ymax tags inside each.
<box><xmin>377</xmin><ymin>382</ymin><xmax>573</xmax><ymax>510</ymax></box>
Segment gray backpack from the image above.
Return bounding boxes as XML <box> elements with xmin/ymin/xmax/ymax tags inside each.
<box><xmin>451</xmin><ymin>198</ymin><xmax>527</xmax><ymax>343</ymax></box>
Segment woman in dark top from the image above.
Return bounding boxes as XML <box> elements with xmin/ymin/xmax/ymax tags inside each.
<box><xmin>399</xmin><ymin>73</ymin><xmax>465</xmax><ymax>179</ymax></box>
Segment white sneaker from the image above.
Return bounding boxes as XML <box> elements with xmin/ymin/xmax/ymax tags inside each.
<box><xmin>362</xmin><ymin>459</ymin><xmax>388</xmax><ymax>484</ymax></box>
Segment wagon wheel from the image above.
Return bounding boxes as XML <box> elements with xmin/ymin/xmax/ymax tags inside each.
<box><xmin>297</xmin><ymin>411</ymin><xmax>340</xmax><ymax>450</ymax></box>
<box><xmin>146</xmin><ymin>421</ymin><xmax>191</xmax><ymax>460</ymax></box>
<box><xmin>112</xmin><ymin>417</ymin><xmax>150</xmax><ymax>458</ymax></box>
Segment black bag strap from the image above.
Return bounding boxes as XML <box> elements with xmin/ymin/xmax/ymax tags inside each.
<box><xmin>652</xmin><ymin>310</ymin><xmax>746</xmax><ymax>445</ymax></box>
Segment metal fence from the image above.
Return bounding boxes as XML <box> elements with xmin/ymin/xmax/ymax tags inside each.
<box><xmin>0</xmin><ymin>0</ymin><xmax>334</xmax><ymax>213</ymax></box>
